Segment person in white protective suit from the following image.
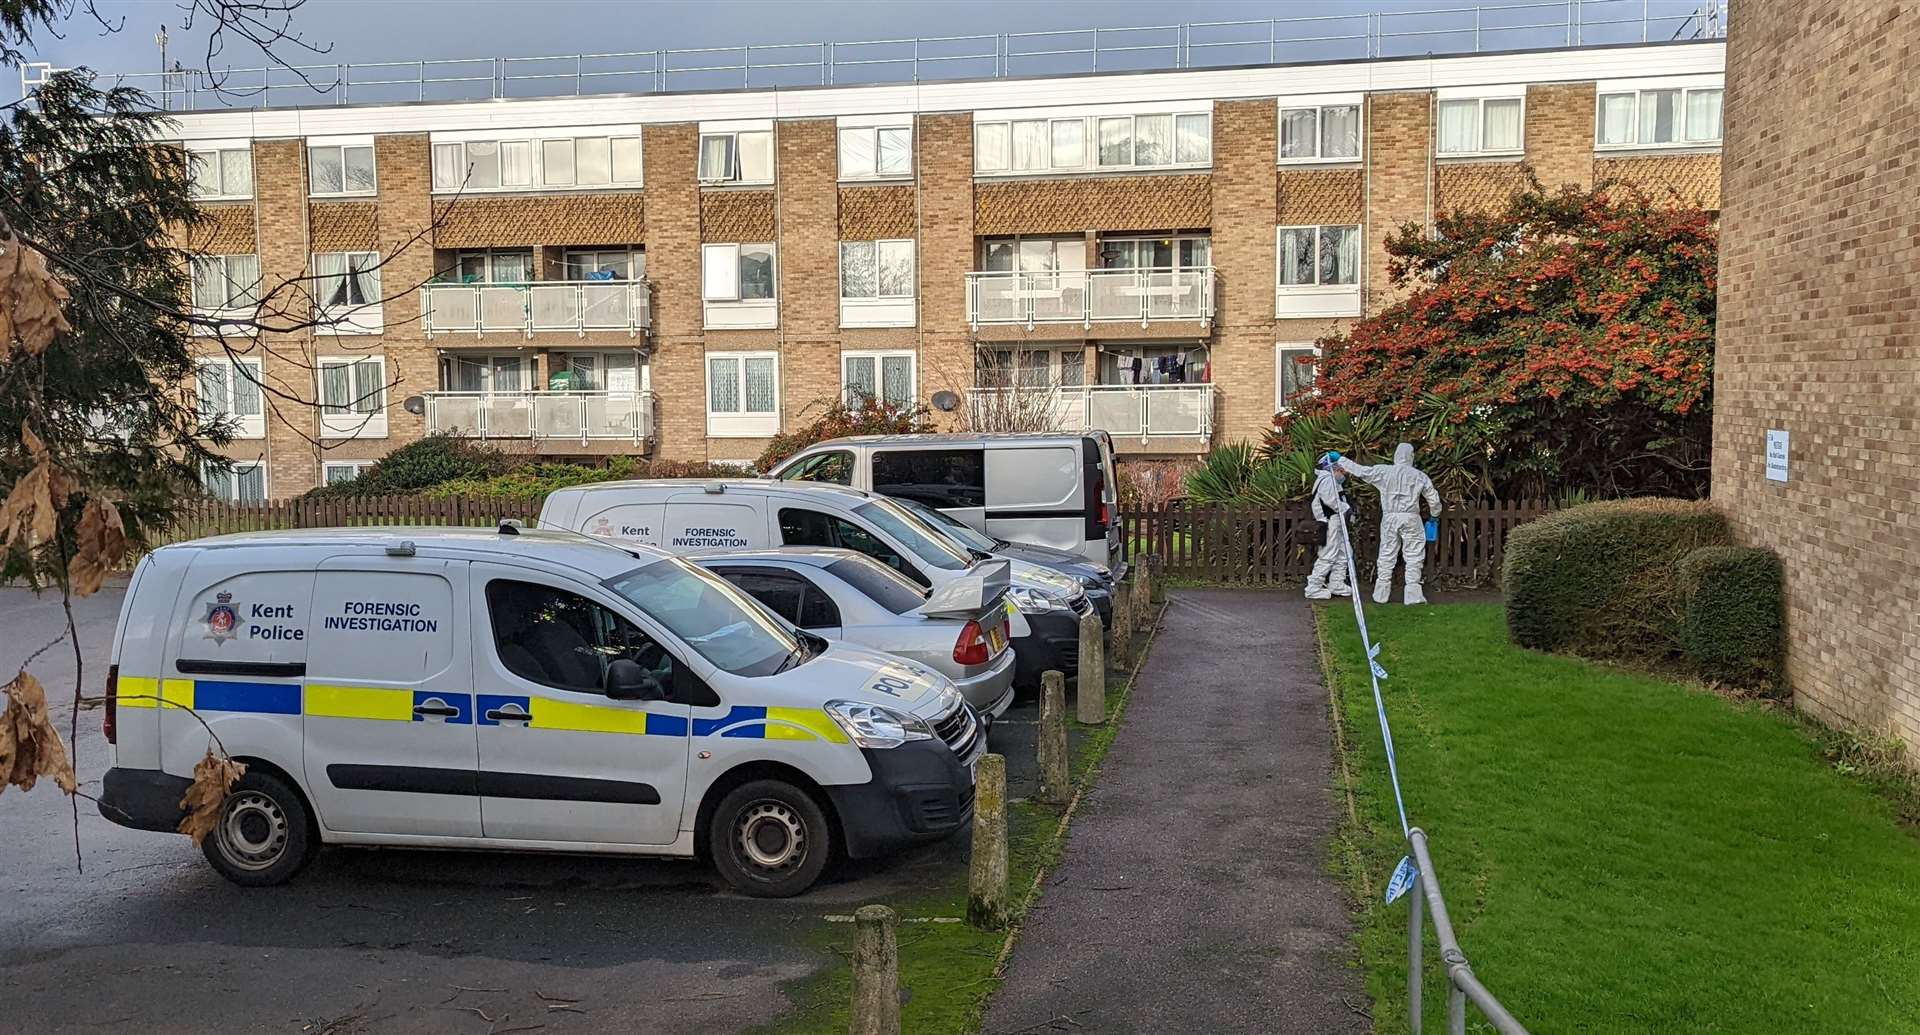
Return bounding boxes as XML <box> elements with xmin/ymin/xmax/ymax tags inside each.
<box><xmin>1304</xmin><ymin>453</ymin><xmax>1352</xmax><ymax>600</ymax></box>
<box><xmin>1339</xmin><ymin>443</ymin><xmax>1443</xmax><ymax>605</ymax></box>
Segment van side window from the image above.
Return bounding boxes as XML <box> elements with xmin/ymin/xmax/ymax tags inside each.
<box><xmin>716</xmin><ymin>569</ymin><xmax>842</xmax><ymax>629</ymax></box>
<box><xmin>777</xmin><ymin>507</ymin><xmax>926</xmax><ymax>586</ymax></box>
<box><xmin>871</xmin><ymin>449</ymin><xmax>985</xmax><ymax>509</ymax></box>
<box><xmin>781</xmin><ymin>450</ymin><xmax>854</xmax><ymax>485</ymax></box>
<box><xmin>484</xmin><ymin>579</ymin><xmax>673</xmax><ymax>695</ymax></box>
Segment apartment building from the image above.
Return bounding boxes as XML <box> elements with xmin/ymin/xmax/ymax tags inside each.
<box><xmin>167</xmin><ymin>39</ymin><xmax>1726</xmax><ymax>500</ymax></box>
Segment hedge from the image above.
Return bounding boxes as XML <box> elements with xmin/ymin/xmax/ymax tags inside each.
<box><xmin>1677</xmin><ymin>545</ymin><xmax>1784</xmax><ymax>690</ymax></box>
<box><xmin>1503</xmin><ymin>498</ymin><xmax>1729</xmax><ymax>660</ymax></box>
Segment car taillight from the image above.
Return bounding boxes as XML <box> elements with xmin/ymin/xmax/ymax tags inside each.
<box><xmin>103</xmin><ymin>664</ymin><xmax>118</xmax><ymax>745</ymax></box>
<box><xmin>1094</xmin><ymin>474</ymin><xmax>1111</xmax><ymax>528</ymax></box>
<box><xmin>953</xmin><ymin>620</ymin><xmax>990</xmax><ymax>666</ymax></box>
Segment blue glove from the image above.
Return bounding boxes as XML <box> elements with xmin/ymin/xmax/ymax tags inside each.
<box><xmin>1323</xmin><ymin>450</ymin><xmax>1342</xmax><ymax>464</ymax></box>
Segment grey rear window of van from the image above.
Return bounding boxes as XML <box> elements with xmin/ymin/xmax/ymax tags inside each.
<box><xmin>826</xmin><ymin>557</ymin><xmax>927</xmax><ymax>615</ymax></box>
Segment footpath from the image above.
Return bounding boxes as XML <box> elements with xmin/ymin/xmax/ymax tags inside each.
<box><xmin>983</xmin><ymin>588</ymin><xmax>1368</xmax><ymax>1034</ymax></box>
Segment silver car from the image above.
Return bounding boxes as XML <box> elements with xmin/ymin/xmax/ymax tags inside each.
<box><xmin>694</xmin><ymin>547</ymin><xmax>1018</xmax><ymax>716</ymax></box>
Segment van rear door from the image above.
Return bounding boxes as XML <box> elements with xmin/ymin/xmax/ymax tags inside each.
<box><xmin>982</xmin><ymin>441</ymin><xmax>1083</xmax><ymax>554</ymax></box>
<box><xmin>1084</xmin><ymin>433</ymin><xmax>1122</xmax><ymax>569</ymax></box>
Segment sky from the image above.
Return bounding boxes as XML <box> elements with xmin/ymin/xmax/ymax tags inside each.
<box><xmin>24</xmin><ymin>0</ymin><xmax>1719</xmax><ymax>103</ymax></box>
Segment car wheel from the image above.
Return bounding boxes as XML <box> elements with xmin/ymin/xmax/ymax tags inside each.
<box><xmin>199</xmin><ymin>769</ymin><xmax>317</xmax><ymax>887</ymax></box>
<box><xmin>709</xmin><ymin>779</ymin><xmax>833</xmax><ymax>898</ymax></box>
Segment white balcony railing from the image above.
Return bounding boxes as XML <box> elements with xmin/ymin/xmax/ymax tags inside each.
<box><xmin>423</xmin><ymin>391</ymin><xmax>657</xmax><ymax>445</ymax></box>
<box><xmin>422</xmin><ymin>280</ymin><xmax>652</xmax><ymax>338</ymax></box>
<box><xmin>966</xmin><ymin>383</ymin><xmax>1216</xmax><ymax>439</ymax></box>
<box><xmin>965</xmin><ymin>268</ymin><xmax>1215</xmax><ymax>330</ymax></box>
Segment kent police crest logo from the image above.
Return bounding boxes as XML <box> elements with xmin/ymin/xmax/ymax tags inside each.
<box><xmin>204</xmin><ymin>591</ymin><xmax>241</xmax><ymax>643</ymax></box>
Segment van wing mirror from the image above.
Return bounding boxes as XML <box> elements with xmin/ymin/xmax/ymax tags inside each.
<box><xmin>605</xmin><ymin>659</ymin><xmax>665</xmax><ymax>701</ymax></box>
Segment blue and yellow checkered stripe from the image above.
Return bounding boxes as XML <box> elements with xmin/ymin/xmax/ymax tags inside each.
<box><xmin>116</xmin><ymin>677</ymin><xmax>846</xmax><ymax>743</ymax></box>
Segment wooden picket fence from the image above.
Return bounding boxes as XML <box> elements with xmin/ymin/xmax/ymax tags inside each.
<box><xmin>151</xmin><ymin>494</ymin><xmax>542</xmax><ymax>548</ymax></box>
<box><xmin>1121</xmin><ymin>499</ymin><xmax>1553</xmax><ymax>587</ymax></box>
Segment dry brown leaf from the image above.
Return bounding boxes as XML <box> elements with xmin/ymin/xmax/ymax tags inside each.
<box><xmin>177</xmin><ymin>749</ymin><xmax>246</xmax><ymax>846</ymax></box>
<box><xmin>0</xmin><ymin>240</ymin><xmax>72</xmax><ymax>358</ymax></box>
<box><xmin>0</xmin><ymin>423</ymin><xmax>77</xmax><ymax>551</ymax></box>
<box><xmin>68</xmin><ymin>497</ymin><xmax>127</xmax><ymax>597</ymax></box>
<box><xmin>0</xmin><ymin>669</ymin><xmax>77</xmax><ymax>796</ymax></box>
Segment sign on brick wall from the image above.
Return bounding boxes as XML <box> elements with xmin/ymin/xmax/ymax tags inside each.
<box><xmin>1766</xmin><ymin>429</ymin><xmax>1790</xmax><ymax>483</ymax></box>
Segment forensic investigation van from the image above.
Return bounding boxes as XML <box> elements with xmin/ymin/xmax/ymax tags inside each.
<box><xmin>96</xmin><ymin>527</ymin><xmax>985</xmax><ymax>897</ymax></box>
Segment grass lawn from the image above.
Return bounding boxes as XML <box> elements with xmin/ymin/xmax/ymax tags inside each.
<box><xmin>1320</xmin><ymin>603</ymin><xmax>1920</xmax><ymax>1035</ymax></box>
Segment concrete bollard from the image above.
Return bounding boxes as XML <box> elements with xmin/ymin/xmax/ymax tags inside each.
<box><xmin>1148</xmin><ymin>552</ymin><xmax>1166</xmax><ymax>604</ymax></box>
<box><xmin>1134</xmin><ymin>563</ymin><xmax>1154</xmax><ymax>634</ymax></box>
<box><xmin>848</xmin><ymin>904</ymin><xmax>900</xmax><ymax>1035</ymax></box>
<box><xmin>1075</xmin><ymin>612</ymin><xmax>1105</xmax><ymax>725</ymax></box>
<box><xmin>967</xmin><ymin>753</ymin><xmax>1009</xmax><ymax>929</ymax></box>
<box><xmin>1109</xmin><ymin>580</ymin><xmax>1133</xmax><ymax>669</ymax></box>
<box><xmin>1038</xmin><ymin>671</ymin><xmax>1069</xmax><ymax>805</ymax></box>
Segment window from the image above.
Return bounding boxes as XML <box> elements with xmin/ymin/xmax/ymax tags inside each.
<box><xmin>975</xmin><ymin>111</ymin><xmax>1209</xmax><ymax>174</ymax></box>
<box><xmin>485</xmin><ymin>579</ymin><xmax>674</xmax><ymax>694</ymax></box>
<box><xmin>441</xmin><ymin>249</ymin><xmax>534</xmax><ymax>284</ymax></box>
<box><xmin>707</xmin><ymin>352</ymin><xmax>778</xmax><ymax>436</ymax></box>
<box><xmin>196</xmin><ymin>357</ymin><xmax>264</xmax><ymax>438</ymax></box>
<box><xmin>322</xmin><ymin>460</ymin><xmax>374</xmax><ymax>486</ymax></box>
<box><xmin>1436</xmin><ymin>97</ymin><xmax>1524</xmax><ymax>155</ymax></box>
<box><xmin>826</xmin><ymin>556</ymin><xmax>927</xmax><ymax>615</ymax></box>
<box><xmin>314</xmin><ymin>251</ymin><xmax>382</xmax><ymax>329</ymax></box>
<box><xmin>777</xmin><ymin>508</ymin><xmax>921</xmax><ymax>585</ymax></box>
<box><xmin>319</xmin><ymin>356</ymin><xmax>386</xmax><ymax>416</ymax></box>
<box><xmin>842</xmin><ymin>351</ymin><xmax>915</xmax><ymax>408</ymax></box>
<box><xmin>1276</xmin><ymin>226</ymin><xmax>1361</xmax><ymax>286</ymax></box>
<box><xmin>780</xmin><ymin>450</ymin><xmax>855</xmax><ymax>485</ymax></box>
<box><xmin>202</xmin><ymin>460</ymin><xmax>266</xmax><ymax>503</ymax></box>
<box><xmin>430</xmin><ymin>134</ymin><xmax>635</xmax><ymax>192</ymax></box>
<box><xmin>188</xmin><ymin>147</ymin><xmax>252</xmax><ymax>199</ymax></box>
<box><xmin>839</xmin><ymin>240</ymin><xmax>915</xmax><ymax>299</ymax></box>
<box><xmin>701</xmin><ymin>243</ymin><xmax>776</xmax><ymax>302</ymax></box>
<box><xmin>1278</xmin><ymin>104</ymin><xmax>1361</xmax><ymax>161</ymax></box>
<box><xmin>562</xmin><ymin>248</ymin><xmax>644</xmax><ymax>281</ymax></box>
<box><xmin>980</xmin><ymin>236</ymin><xmax>1085</xmax><ymax>273</ymax></box>
<box><xmin>872</xmin><ymin>449</ymin><xmax>986</xmax><ymax>510</ymax></box>
<box><xmin>191</xmin><ymin>255</ymin><xmax>262</xmax><ymax>312</ymax></box>
<box><xmin>1276</xmin><ymin>345</ymin><xmax>1319</xmax><ymax>411</ymax></box>
<box><xmin>839</xmin><ymin>124</ymin><xmax>912</xmax><ymax>179</ymax></box>
<box><xmin>1596</xmin><ymin>86</ymin><xmax>1723</xmax><ymax>148</ymax></box>
<box><xmin>715</xmin><ymin>570</ymin><xmax>842</xmax><ymax>630</ymax></box>
<box><xmin>1101</xmin><ymin>235</ymin><xmax>1211</xmax><ymax>270</ymax></box>
<box><xmin>698</xmin><ymin>129</ymin><xmax>774</xmax><ymax>184</ymax></box>
<box><xmin>308</xmin><ymin>143</ymin><xmax>376</xmax><ymax>196</ymax></box>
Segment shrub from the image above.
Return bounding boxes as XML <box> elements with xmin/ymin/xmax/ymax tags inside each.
<box><xmin>423</xmin><ymin>456</ymin><xmax>742</xmax><ymax>502</ymax></box>
<box><xmin>1676</xmin><ymin>545</ymin><xmax>1784</xmax><ymax>690</ymax></box>
<box><xmin>305</xmin><ymin>433</ymin><xmax>511</xmax><ymax>498</ymax></box>
<box><xmin>756</xmin><ymin>397</ymin><xmax>931</xmax><ymax>473</ymax></box>
<box><xmin>1503</xmin><ymin>498</ymin><xmax>1729</xmax><ymax>660</ymax></box>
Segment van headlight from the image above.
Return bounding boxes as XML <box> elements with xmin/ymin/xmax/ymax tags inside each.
<box><xmin>1008</xmin><ymin>586</ymin><xmax>1066</xmax><ymax>614</ymax></box>
<box><xmin>824</xmin><ymin>699</ymin><xmax>935</xmax><ymax>750</ymax></box>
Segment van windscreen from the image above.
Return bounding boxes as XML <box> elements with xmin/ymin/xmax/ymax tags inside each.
<box><xmin>605</xmin><ymin>557</ymin><xmax>800</xmax><ymax>677</ymax></box>
<box><xmin>854</xmin><ymin>499</ymin><xmax>970</xmax><ymax>571</ymax></box>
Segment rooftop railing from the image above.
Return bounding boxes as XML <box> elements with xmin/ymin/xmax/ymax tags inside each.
<box><xmin>24</xmin><ymin>1</ymin><xmax>1728</xmax><ymax>111</ymax></box>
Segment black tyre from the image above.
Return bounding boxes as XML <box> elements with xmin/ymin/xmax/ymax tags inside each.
<box><xmin>199</xmin><ymin>769</ymin><xmax>317</xmax><ymax>887</ymax></box>
<box><xmin>708</xmin><ymin>779</ymin><xmax>834</xmax><ymax>898</ymax></box>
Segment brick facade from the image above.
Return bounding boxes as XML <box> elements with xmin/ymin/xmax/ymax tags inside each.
<box><xmin>178</xmin><ymin>45</ymin><xmax>1723</xmax><ymax>494</ymax></box>
<box><xmin>1713</xmin><ymin>2</ymin><xmax>1919</xmax><ymax>759</ymax></box>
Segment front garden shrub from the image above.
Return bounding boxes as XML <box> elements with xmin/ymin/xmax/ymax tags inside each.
<box><xmin>1677</xmin><ymin>545</ymin><xmax>1784</xmax><ymax>690</ymax></box>
<box><xmin>305</xmin><ymin>433</ymin><xmax>512</xmax><ymax>498</ymax></box>
<box><xmin>424</xmin><ymin>456</ymin><xmax>742</xmax><ymax>502</ymax></box>
<box><xmin>1503</xmin><ymin>498</ymin><xmax>1729</xmax><ymax>659</ymax></box>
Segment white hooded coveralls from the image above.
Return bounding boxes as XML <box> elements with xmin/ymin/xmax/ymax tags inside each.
<box><xmin>1339</xmin><ymin>443</ymin><xmax>1443</xmax><ymax>604</ymax></box>
<box><xmin>1305</xmin><ymin>469</ymin><xmax>1352</xmax><ymax>597</ymax></box>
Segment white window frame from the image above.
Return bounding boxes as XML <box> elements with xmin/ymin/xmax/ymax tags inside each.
<box><xmin>190</xmin><ymin>253</ymin><xmax>262</xmax><ymax>333</ymax></box>
<box><xmin>1275</xmin><ymin>344</ymin><xmax>1321</xmax><ymax>413</ymax></box>
<box><xmin>706</xmin><ymin>351</ymin><xmax>780</xmax><ymax>438</ymax></box>
<box><xmin>202</xmin><ymin>459</ymin><xmax>268</xmax><ymax>504</ymax></box>
<box><xmin>702</xmin><ymin>242</ymin><xmax>779</xmax><ymax>329</ymax></box>
<box><xmin>313</xmin><ymin>250</ymin><xmax>384</xmax><ymax>334</ymax></box>
<box><xmin>560</xmin><ymin>247</ymin><xmax>645</xmax><ymax>282</ymax></box>
<box><xmin>1434</xmin><ymin>92</ymin><xmax>1527</xmax><ymax>158</ymax></box>
<box><xmin>307</xmin><ymin>140</ymin><xmax>378</xmax><ymax>197</ymax></box>
<box><xmin>838</xmin><ymin>239</ymin><xmax>916</xmax><ymax>300</ymax></box>
<box><xmin>317</xmin><ymin>355</ymin><xmax>389</xmax><ymax>440</ymax></box>
<box><xmin>1276</xmin><ymin>100</ymin><xmax>1364</xmax><ymax>164</ymax></box>
<box><xmin>322</xmin><ymin>459</ymin><xmax>375</xmax><ymax>486</ymax></box>
<box><xmin>429</xmin><ymin>131</ymin><xmax>641</xmax><ymax>194</ymax></box>
<box><xmin>841</xmin><ymin>350</ymin><xmax>917</xmax><ymax>409</ymax></box>
<box><xmin>1594</xmin><ymin>81</ymin><xmax>1724</xmax><ymax>151</ymax></box>
<box><xmin>195</xmin><ymin>356</ymin><xmax>266</xmax><ymax>440</ymax></box>
<box><xmin>697</xmin><ymin>128</ymin><xmax>775</xmax><ymax>186</ymax></box>
<box><xmin>187</xmin><ymin>143</ymin><xmax>254</xmax><ymax>201</ymax></box>
<box><xmin>840</xmin><ymin>238</ymin><xmax>919</xmax><ymax>330</ymax></box>
<box><xmin>1275</xmin><ymin>225</ymin><xmax>1363</xmax><ymax>318</ymax></box>
<box><xmin>837</xmin><ymin>123</ymin><xmax>913</xmax><ymax>181</ymax></box>
<box><xmin>973</xmin><ymin>108</ymin><xmax>1211</xmax><ymax>176</ymax></box>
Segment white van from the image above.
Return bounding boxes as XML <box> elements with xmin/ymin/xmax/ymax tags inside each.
<box><xmin>538</xmin><ymin>479</ymin><xmax>1096</xmax><ymax>691</ymax></box>
<box><xmin>98</xmin><ymin>527</ymin><xmax>984</xmax><ymax>898</ymax></box>
<box><xmin>765</xmin><ymin>432</ymin><xmax>1123</xmax><ymax>572</ymax></box>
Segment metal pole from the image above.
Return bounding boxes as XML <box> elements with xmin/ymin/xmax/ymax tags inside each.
<box><xmin>1642</xmin><ymin>0</ymin><xmax>1650</xmax><ymax>43</ymax></box>
<box><xmin>1565</xmin><ymin>0</ymin><xmax>1573</xmax><ymax>47</ymax></box>
<box><xmin>1475</xmin><ymin>7</ymin><xmax>1482</xmax><ymax>52</ymax></box>
<box><xmin>742</xmin><ymin>45</ymin><xmax>751</xmax><ymax>88</ymax></box>
<box><xmin>338</xmin><ymin>63</ymin><xmax>348</xmax><ymax>104</ymax></box>
<box><xmin>418</xmin><ymin>60</ymin><xmax>425</xmax><ymax>101</ymax></box>
<box><xmin>1409</xmin><ymin>876</ymin><xmax>1425</xmax><ymax>1034</ymax></box>
<box><xmin>1092</xmin><ymin>27</ymin><xmax>1099</xmax><ymax>72</ymax></box>
<box><xmin>1268</xmin><ymin>19</ymin><xmax>1277</xmax><ymax>63</ymax></box>
<box><xmin>575</xmin><ymin>54</ymin><xmax>582</xmax><ymax>95</ymax></box>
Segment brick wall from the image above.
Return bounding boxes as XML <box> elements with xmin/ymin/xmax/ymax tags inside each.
<box><xmin>1714</xmin><ymin>1</ymin><xmax>1920</xmax><ymax>760</ymax></box>
<box><xmin>974</xmin><ymin>175</ymin><xmax>1211</xmax><ymax>235</ymax></box>
<box><xmin>1211</xmin><ymin>99</ymin><xmax>1279</xmax><ymax>441</ymax></box>
<box><xmin>916</xmin><ymin>113</ymin><xmax>975</xmax><ymax>425</ymax></box>
<box><xmin>1525</xmin><ymin>82</ymin><xmax>1596</xmax><ymax>192</ymax></box>
<box><xmin>776</xmin><ymin>119</ymin><xmax>843</xmax><ymax>433</ymax></box>
<box><xmin>645</xmin><ymin>122</ymin><xmax>707</xmax><ymax>461</ymax></box>
<box><xmin>247</xmin><ymin>138</ymin><xmax>314</xmax><ymax>495</ymax></box>
<box><xmin>1364</xmin><ymin>92</ymin><xmax>1432</xmax><ymax>312</ymax></box>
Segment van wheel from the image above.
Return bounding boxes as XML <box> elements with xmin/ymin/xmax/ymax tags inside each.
<box><xmin>709</xmin><ymin>780</ymin><xmax>833</xmax><ymax>898</ymax></box>
<box><xmin>200</xmin><ymin>770</ymin><xmax>316</xmax><ymax>887</ymax></box>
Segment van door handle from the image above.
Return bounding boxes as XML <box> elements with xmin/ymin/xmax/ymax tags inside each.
<box><xmin>412</xmin><ymin>703</ymin><xmax>460</xmax><ymax>717</ymax></box>
<box><xmin>484</xmin><ymin>707</ymin><xmax>532</xmax><ymax>723</ymax></box>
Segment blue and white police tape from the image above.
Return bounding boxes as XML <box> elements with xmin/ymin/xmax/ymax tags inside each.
<box><xmin>1333</xmin><ymin>508</ymin><xmax>1412</xmax><ymax>847</ymax></box>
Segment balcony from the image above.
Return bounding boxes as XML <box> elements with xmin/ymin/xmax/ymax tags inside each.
<box><xmin>966</xmin><ymin>383</ymin><xmax>1216</xmax><ymax>452</ymax></box>
<box><xmin>421</xmin><ymin>280</ymin><xmax>652</xmax><ymax>339</ymax></box>
<box><xmin>965</xmin><ymin>268</ymin><xmax>1215</xmax><ymax>331</ymax></box>
<box><xmin>423</xmin><ymin>391</ymin><xmax>657</xmax><ymax>451</ymax></box>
